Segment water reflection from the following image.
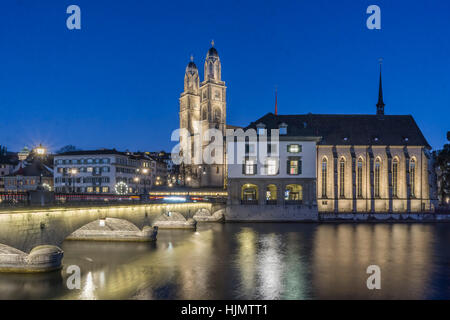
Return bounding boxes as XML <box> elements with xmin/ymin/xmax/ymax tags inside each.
<box><xmin>312</xmin><ymin>224</ymin><xmax>435</xmax><ymax>299</ymax></box>
<box><xmin>0</xmin><ymin>223</ymin><xmax>448</xmax><ymax>300</ymax></box>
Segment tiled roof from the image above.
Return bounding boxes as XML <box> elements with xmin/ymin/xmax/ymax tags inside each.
<box><xmin>56</xmin><ymin>149</ymin><xmax>125</xmax><ymax>156</ymax></box>
<box><xmin>9</xmin><ymin>160</ymin><xmax>53</xmax><ymax>177</ymax></box>
<box><xmin>247</xmin><ymin>113</ymin><xmax>430</xmax><ymax>148</ymax></box>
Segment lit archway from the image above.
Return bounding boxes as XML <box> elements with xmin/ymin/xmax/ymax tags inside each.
<box><xmin>285</xmin><ymin>184</ymin><xmax>302</xmax><ymax>203</ymax></box>
<box><xmin>241</xmin><ymin>184</ymin><xmax>258</xmax><ymax>204</ymax></box>
<box><xmin>266</xmin><ymin>184</ymin><xmax>277</xmax><ymax>204</ymax></box>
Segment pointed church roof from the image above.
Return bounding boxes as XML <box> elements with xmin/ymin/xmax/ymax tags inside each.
<box><xmin>246</xmin><ymin>113</ymin><xmax>431</xmax><ymax>148</ymax></box>
<box><xmin>376</xmin><ymin>60</ymin><xmax>385</xmax><ymax>115</ymax></box>
<box><xmin>207</xmin><ymin>40</ymin><xmax>219</xmax><ymax>58</ymax></box>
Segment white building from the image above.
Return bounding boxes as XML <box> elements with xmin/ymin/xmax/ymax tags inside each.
<box><xmin>226</xmin><ymin>125</ymin><xmax>321</xmax><ymax>220</ymax></box>
<box><xmin>53</xmin><ymin>149</ymin><xmax>153</xmax><ymax>194</ymax></box>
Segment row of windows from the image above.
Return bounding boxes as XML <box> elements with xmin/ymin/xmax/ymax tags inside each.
<box><xmin>56</xmin><ymin>166</ymin><xmax>150</xmax><ymax>175</ymax></box>
<box><xmin>57</xmin><ymin>167</ymin><xmax>111</xmax><ymax>174</ymax></box>
<box><xmin>56</xmin><ymin>187</ymin><xmax>110</xmax><ymax>193</ymax></box>
<box><xmin>256</xmin><ymin>123</ymin><xmax>289</xmax><ymax>135</ymax></box>
<box><xmin>243</xmin><ymin>158</ymin><xmax>302</xmax><ymax>176</ymax></box>
<box><xmin>244</xmin><ymin>144</ymin><xmax>302</xmax><ymax>154</ymax></box>
<box><xmin>55</xmin><ymin>157</ymin><xmax>150</xmax><ymax>168</ymax></box>
<box><xmin>55</xmin><ymin>177</ymin><xmax>110</xmax><ymax>184</ymax></box>
<box><xmin>322</xmin><ymin>158</ymin><xmax>417</xmax><ymax>198</ymax></box>
<box><xmin>55</xmin><ymin>158</ymin><xmax>111</xmax><ymax>165</ymax></box>
<box><xmin>116</xmin><ymin>177</ymin><xmax>151</xmax><ymax>184</ymax></box>
<box><xmin>241</xmin><ymin>184</ymin><xmax>303</xmax><ymax>203</ymax></box>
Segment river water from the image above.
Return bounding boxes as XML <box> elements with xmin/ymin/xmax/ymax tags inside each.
<box><xmin>0</xmin><ymin>223</ymin><xmax>449</xmax><ymax>299</ymax></box>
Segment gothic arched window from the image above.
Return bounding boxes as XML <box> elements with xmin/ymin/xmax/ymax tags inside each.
<box><xmin>214</xmin><ymin>108</ymin><xmax>221</xmax><ymax>123</ymax></box>
<box><xmin>357</xmin><ymin>158</ymin><xmax>363</xmax><ymax>198</ymax></box>
<box><xmin>322</xmin><ymin>158</ymin><xmax>327</xmax><ymax>198</ymax></box>
<box><xmin>392</xmin><ymin>158</ymin><xmax>398</xmax><ymax>198</ymax></box>
<box><xmin>375</xmin><ymin>158</ymin><xmax>381</xmax><ymax>198</ymax></box>
<box><xmin>410</xmin><ymin>158</ymin><xmax>416</xmax><ymax>198</ymax></box>
<box><xmin>339</xmin><ymin>158</ymin><xmax>345</xmax><ymax>198</ymax></box>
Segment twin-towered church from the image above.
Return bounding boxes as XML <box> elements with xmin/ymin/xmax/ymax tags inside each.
<box><xmin>179</xmin><ymin>43</ymin><xmax>435</xmax><ymax>217</ymax></box>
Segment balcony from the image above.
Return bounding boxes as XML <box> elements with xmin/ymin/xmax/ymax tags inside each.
<box><xmin>266</xmin><ymin>200</ymin><xmax>278</xmax><ymax>205</ymax></box>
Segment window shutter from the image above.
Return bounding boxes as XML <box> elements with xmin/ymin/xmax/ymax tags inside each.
<box><xmin>287</xmin><ymin>160</ymin><xmax>290</xmax><ymax>175</ymax></box>
<box><xmin>242</xmin><ymin>162</ymin><xmax>246</xmax><ymax>175</ymax></box>
<box><xmin>253</xmin><ymin>163</ymin><xmax>257</xmax><ymax>175</ymax></box>
<box><xmin>299</xmin><ymin>160</ymin><xmax>302</xmax><ymax>175</ymax></box>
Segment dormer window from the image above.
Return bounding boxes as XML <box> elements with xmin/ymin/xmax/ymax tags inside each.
<box><xmin>343</xmin><ymin>137</ymin><xmax>348</xmax><ymax>142</ymax></box>
<box><xmin>404</xmin><ymin>137</ymin><xmax>409</xmax><ymax>142</ymax></box>
<box><xmin>256</xmin><ymin>123</ymin><xmax>266</xmax><ymax>135</ymax></box>
<box><xmin>374</xmin><ymin>137</ymin><xmax>379</xmax><ymax>142</ymax></box>
<box><xmin>279</xmin><ymin>123</ymin><xmax>288</xmax><ymax>135</ymax></box>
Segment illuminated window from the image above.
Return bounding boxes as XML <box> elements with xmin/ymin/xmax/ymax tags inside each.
<box><xmin>392</xmin><ymin>158</ymin><xmax>398</xmax><ymax>198</ymax></box>
<box><xmin>244</xmin><ymin>159</ymin><xmax>256</xmax><ymax>175</ymax></box>
<box><xmin>410</xmin><ymin>158</ymin><xmax>416</xmax><ymax>198</ymax></box>
<box><xmin>357</xmin><ymin>159</ymin><xmax>363</xmax><ymax>198</ymax></box>
<box><xmin>339</xmin><ymin>158</ymin><xmax>345</xmax><ymax>198</ymax></box>
<box><xmin>266</xmin><ymin>159</ymin><xmax>278</xmax><ymax>175</ymax></box>
<box><xmin>287</xmin><ymin>158</ymin><xmax>301</xmax><ymax>175</ymax></box>
<box><xmin>322</xmin><ymin>158</ymin><xmax>327</xmax><ymax>198</ymax></box>
<box><xmin>241</xmin><ymin>184</ymin><xmax>258</xmax><ymax>201</ymax></box>
<box><xmin>287</xmin><ymin>144</ymin><xmax>301</xmax><ymax>153</ymax></box>
<box><xmin>375</xmin><ymin>159</ymin><xmax>381</xmax><ymax>198</ymax></box>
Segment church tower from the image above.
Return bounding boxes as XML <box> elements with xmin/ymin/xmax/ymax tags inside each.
<box><xmin>179</xmin><ymin>42</ymin><xmax>227</xmax><ymax>188</ymax></box>
<box><xmin>200</xmin><ymin>40</ymin><xmax>226</xmax><ymax>133</ymax></box>
<box><xmin>179</xmin><ymin>56</ymin><xmax>201</xmax><ymax>135</ymax></box>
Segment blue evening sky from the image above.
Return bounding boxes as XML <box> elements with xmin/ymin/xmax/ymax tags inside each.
<box><xmin>0</xmin><ymin>0</ymin><xmax>449</xmax><ymax>152</ymax></box>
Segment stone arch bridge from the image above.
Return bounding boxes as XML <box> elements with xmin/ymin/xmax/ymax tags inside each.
<box><xmin>0</xmin><ymin>202</ymin><xmax>224</xmax><ymax>272</ymax></box>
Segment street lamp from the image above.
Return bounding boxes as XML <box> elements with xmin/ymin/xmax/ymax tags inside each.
<box><xmin>133</xmin><ymin>176</ymin><xmax>140</xmax><ymax>194</ymax></box>
<box><xmin>35</xmin><ymin>144</ymin><xmax>46</xmax><ymax>156</ymax></box>
<box><xmin>70</xmin><ymin>168</ymin><xmax>78</xmax><ymax>193</ymax></box>
<box><xmin>34</xmin><ymin>144</ymin><xmax>47</xmax><ymax>189</ymax></box>
<box><xmin>142</xmin><ymin>168</ymin><xmax>149</xmax><ymax>194</ymax></box>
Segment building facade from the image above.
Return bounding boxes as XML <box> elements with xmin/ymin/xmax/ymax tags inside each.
<box><xmin>226</xmin><ymin>126</ymin><xmax>320</xmax><ymax>220</ymax></box>
<box><xmin>226</xmin><ymin>70</ymin><xmax>435</xmax><ymax>217</ymax></box>
<box><xmin>2</xmin><ymin>160</ymin><xmax>53</xmax><ymax>192</ymax></box>
<box><xmin>53</xmin><ymin>150</ymin><xmax>153</xmax><ymax>194</ymax></box>
<box><xmin>179</xmin><ymin>42</ymin><xmax>226</xmax><ymax>188</ymax></box>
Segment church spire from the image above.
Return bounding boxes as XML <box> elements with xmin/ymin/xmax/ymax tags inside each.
<box><xmin>376</xmin><ymin>58</ymin><xmax>385</xmax><ymax>115</ymax></box>
<box><xmin>274</xmin><ymin>86</ymin><xmax>278</xmax><ymax>116</ymax></box>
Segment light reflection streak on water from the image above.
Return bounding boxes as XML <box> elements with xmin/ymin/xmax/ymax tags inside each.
<box><xmin>0</xmin><ymin>223</ymin><xmax>447</xmax><ymax>300</ymax></box>
<box><xmin>62</xmin><ymin>229</ymin><xmax>216</xmax><ymax>300</ymax></box>
<box><xmin>256</xmin><ymin>233</ymin><xmax>283</xmax><ymax>299</ymax></box>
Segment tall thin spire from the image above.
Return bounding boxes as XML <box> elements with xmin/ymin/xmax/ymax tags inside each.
<box><xmin>376</xmin><ymin>58</ymin><xmax>385</xmax><ymax>115</ymax></box>
<box><xmin>275</xmin><ymin>86</ymin><xmax>278</xmax><ymax>116</ymax></box>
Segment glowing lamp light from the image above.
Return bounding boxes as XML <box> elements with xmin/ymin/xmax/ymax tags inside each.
<box><xmin>35</xmin><ymin>144</ymin><xmax>46</xmax><ymax>156</ymax></box>
<box><xmin>164</xmin><ymin>196</ymin><xmax>186</xmax><ymax>202</ymax></box>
